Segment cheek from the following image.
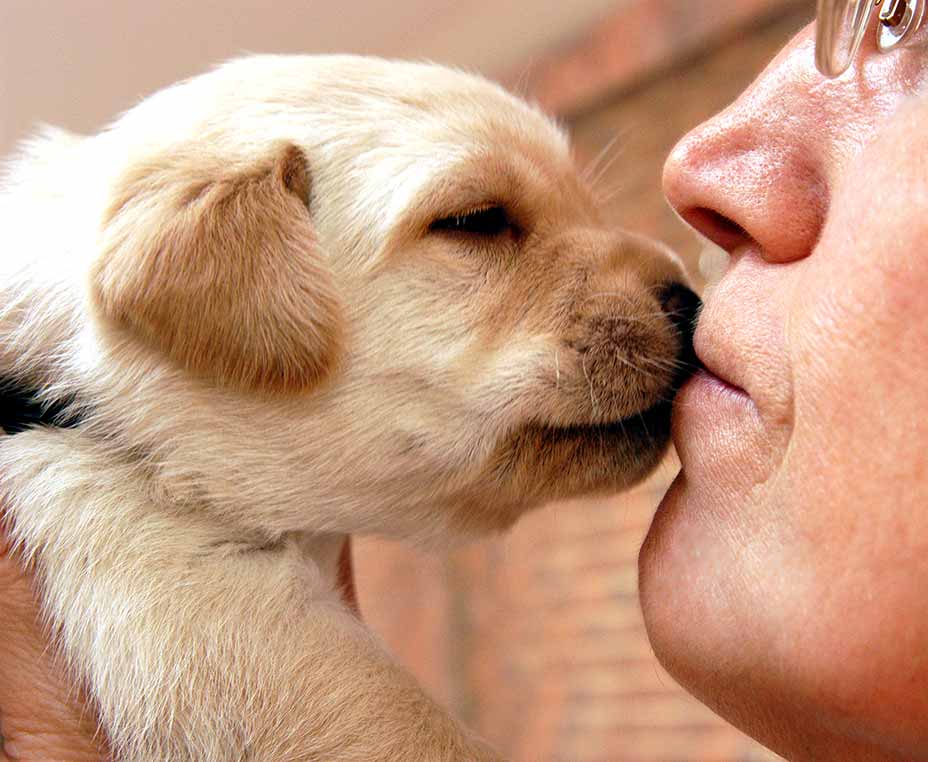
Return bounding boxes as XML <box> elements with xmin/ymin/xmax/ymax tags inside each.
<box><xmin>786</xmin><ymin>220</ymin><xmax>928</xmax><ymax>592</ymax></box>
<box><xmin>791</xmin><ymin>174</ymin><xmax>928</xmax><ymax>506</ymax></box>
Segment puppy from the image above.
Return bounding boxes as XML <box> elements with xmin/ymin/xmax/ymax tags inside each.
<box><xmin>0</xmin><ymin>55</ymin><xmax>699</xmax><ymax>761</ymax></box>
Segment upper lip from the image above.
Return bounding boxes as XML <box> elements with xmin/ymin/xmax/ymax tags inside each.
<box><xmin>692</xmin><ymin>319</ymin><xmax>750</xmax><ymax>396</ymax></box>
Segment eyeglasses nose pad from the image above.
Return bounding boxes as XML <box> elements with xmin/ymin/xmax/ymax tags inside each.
<box><xmin>816</xmin><ymin>0</ymin><xmax>876</xmax><ymax>77</ymax></box>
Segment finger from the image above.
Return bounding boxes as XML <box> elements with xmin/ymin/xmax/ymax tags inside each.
<box><xmin>0</xmin><ymin>550</ymin><xmax>108</xmax><ymax>761</ymax></box>
<box><xmin>337</xmin><ymin>536</ymin><xmax>359</xmax><ymax>616</ymax></box>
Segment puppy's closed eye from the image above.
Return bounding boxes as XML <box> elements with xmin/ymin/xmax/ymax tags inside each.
<box><xmin>430</xmin><ymin>205</ymin><xmax>515</xmax><ymax>237</ymax></box>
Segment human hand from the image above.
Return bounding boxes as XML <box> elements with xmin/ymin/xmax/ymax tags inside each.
<box><xmin>0</xmin><ymin>531</ymin><xmax>108</xmax><ymax>761</ymax></box>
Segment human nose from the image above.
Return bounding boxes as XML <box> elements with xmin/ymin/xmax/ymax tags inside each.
<box><xmin>663</xmin><ymin>26</ymin><xmax>830</xmax><ymax>264</ymax></box>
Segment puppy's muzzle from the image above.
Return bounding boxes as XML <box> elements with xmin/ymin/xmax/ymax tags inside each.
<box><xmin>563</xmin><ymin>281</ymin><xmax>701</xmax><ymax>424</ymax></box>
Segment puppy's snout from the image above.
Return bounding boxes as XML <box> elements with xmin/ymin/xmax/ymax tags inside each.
<box><xmin>658</xmin><ymin>283</ymin><xmax>702</xmax><ymax>383</ymax></box>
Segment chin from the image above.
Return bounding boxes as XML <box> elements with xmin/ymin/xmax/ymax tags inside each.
<box><xmin>638</xmin><ymin>467</ymin><xmax>754</xmax><ymax>663</ymax></box>
<box><xmin>637</xmin><ymin>473</ymin><xmax>754</xmax><ymax>747</ymax></box>
<box><xmin>640</xmin><ymin>475</ymin><xmax>804</xmax><ymax>761</ymax></box>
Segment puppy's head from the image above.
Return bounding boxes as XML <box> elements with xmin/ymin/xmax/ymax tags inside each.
<box><xmin>88</xmin><ymin>56</ymin><xmax>698</xmax><ymax>539</ymax></box>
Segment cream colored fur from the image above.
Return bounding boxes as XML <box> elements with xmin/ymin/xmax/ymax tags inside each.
<box><xmin>0</xmin><ymin>55</ymin><xmax>690</xmax><ymax>761</ymax></box>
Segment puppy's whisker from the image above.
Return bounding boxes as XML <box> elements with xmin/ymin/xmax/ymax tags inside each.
<box><xmin>582</xmin><ymin>292</ymin><xmax>653</xmax><ymax>307</ymax></box>
<box><xmin>611</xmin><ymin>353</ymin><xmax>663</xmax><ymax>382</ymax></box>
<box><xmin>638</xmin><ymin>357</ymin><xmax>678</xmax><ymax>375</ymax></box>
<box><xmin>509</xmin><ymin>60</ymin><xmax>537</xmax><ymax>99</ymax></box>
<box><xmin>588</xmin><ymin>129</ymin><xmax>632</xmax><ymax>190</ymax></box>
<box><xmin>582</xmin><ymin>133</ymin><xmax>622</xmax><ymax>185</ymax></box>
<box><xmin>581</xmin><ymin>354</ymin><xmax>599</xmax><ymax>416</ymax></box>
<box><xmin>636</xmin><ymin>409</ymin><xmax>653</xmax><ymax>443</ymax></box>
<box><xmin>594</xmin><ymin>182</ymin><xmax>627</xmax><ymax>208</ymax></box>
<box><xmin>580</xmin><ymin>293</ymin><xmax>666</xmax><ymax>315</ymax></box>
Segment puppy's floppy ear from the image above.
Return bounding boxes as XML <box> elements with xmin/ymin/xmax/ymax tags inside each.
<box><xmin>91</xmin><ymin>143</ymin><xmax>342</xmax><ymax>393</ymax></box>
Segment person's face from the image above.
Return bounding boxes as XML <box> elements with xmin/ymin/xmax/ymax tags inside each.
<box><xmin>640</xmin><ymin>19</ymin><xmax>928</xmax><ymax>762</ymax></box>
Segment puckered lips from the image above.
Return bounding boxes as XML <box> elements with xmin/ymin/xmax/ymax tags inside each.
<box><xmin>691</xmin><ymin>306</ymin><xmax>751</xmax><ymax>400</ymax></box>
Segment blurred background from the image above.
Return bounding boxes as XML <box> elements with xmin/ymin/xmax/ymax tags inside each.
<box><xmin>1</xmin><ymin>1</ymin><xmax>812</xmax><ymax>759</ymax></box>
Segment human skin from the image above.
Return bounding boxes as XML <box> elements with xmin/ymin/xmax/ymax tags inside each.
<box><xmin>0</xmin><ymin>539</ymin><xmax>108</xmax><ymax>761</ymax></box>
<box><xmin>640</xmin><ymin>18</ymin><xmax>928</xmax><ymax>762</ymax></box>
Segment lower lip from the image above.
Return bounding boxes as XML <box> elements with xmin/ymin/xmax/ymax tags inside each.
<box><xmin>674</xmin><ymin>368</ymin><xmax>754</xmax><ymax>421</ymax></box>
<box><xmin>666</xmin><ymin>368</ymin><xmax>769</xmax><ymax>499</ymax></box>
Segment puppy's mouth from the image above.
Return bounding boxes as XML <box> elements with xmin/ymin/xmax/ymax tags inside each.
<box><xmin>486</xmin><ymin>399</ymin><xmax>674</xmax><ymax>504</ymax></box>
<box><xmin>527</xmin><ymin>346</ymin><xmax>697</xmax><ymax>452</ymax></box>
<box><xmin>529</xmin><ymin>398</ymin><xmax>672</xmax><ymax>452</ymax></box>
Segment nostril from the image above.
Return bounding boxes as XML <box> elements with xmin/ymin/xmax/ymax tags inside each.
<box><xmin>658</xmin><ymin>283</ymin><xmax>702</xmax><ymax>378</ymax></box>
<box><xmin>680</xmin><ymin>207</ymin><xmax>751</xmax><ymax>253</ymax></box>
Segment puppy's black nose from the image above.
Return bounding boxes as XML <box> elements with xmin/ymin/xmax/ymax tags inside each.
<box><xmin>658</xmin><ymin>283</ymin><xmax>702</xmax><ymax>383</ymax></box>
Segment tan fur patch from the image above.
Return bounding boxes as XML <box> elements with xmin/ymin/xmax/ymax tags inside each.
<box><xmin>91</xmin><ymin>143</ymin><xmax>342</xmax><ymax>393</ymax></box>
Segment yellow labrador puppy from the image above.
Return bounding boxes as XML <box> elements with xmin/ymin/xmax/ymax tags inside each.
<box><xmin>0</xmin><ymin>55</ymin><xmax>698</xmax><ymax>761</ymax></box>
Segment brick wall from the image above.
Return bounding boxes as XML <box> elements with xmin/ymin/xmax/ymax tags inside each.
<box><xmin>354</xmin><ymin>4</ymin><xmax>811</xmax><ymax>760</ymax></box>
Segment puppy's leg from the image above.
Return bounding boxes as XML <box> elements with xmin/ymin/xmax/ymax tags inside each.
<box><xmin>0</xmin><ymin>429</ymin><xmax>502</xmax><ymax>762</ymax></box>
